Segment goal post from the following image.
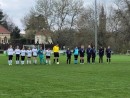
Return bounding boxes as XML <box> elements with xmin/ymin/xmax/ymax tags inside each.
<box><xmin>23</xmin><ymin>44</ymin><xmax>43</xmax><ymax>50</ymax></box>
<box><xmin>126</xmin><ymin>50</ymin><xmax>130</xmax><ymax>55</ymax></box>
<box><xmin>23</xmin><ymin>45</ymin><xmax>36</xmax><ymax>49</ymax></box>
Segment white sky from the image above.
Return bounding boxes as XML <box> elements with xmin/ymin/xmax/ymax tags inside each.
<box><xmin>0</xmin><ymin>0</ymin><xmax>113</xmax><ymax>31</ymax></box>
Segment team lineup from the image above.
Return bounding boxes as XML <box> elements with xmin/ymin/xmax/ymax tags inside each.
<box><xmin>7</xmin><ymin>44</ymin><xmax>112</xmax><ymax>65</ymax></box>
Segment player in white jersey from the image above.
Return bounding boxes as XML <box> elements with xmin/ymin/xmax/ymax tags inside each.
<box><xmin>26</xmin><ymin>47</ymin><xmax>32</xmax><ymax>64</ymax></box>
<box><xmin>45</xmin><ymin>48</ymin><xmax>51</xmax><ymax>65</ymax></box>
<box><xmin>15</xmin><ymin>46</ymin><xmax>21</xmax><ymax>64</ymax></box>
<box><xmin>7</xmin><ymin>45</ymin><xmax>14</xmax><ymax>65</ymax></box>
<box><xmin>32</xmin><ymin>46</ymin><xmax>38</xmax><ymax>64</ymax></box>
<box><xmin>20</xmin><ymin>47</ymin><xmax>26</xmax><ymax>65</ymax></box>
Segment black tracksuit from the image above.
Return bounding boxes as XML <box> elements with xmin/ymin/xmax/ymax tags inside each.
<box><xmin>66</xmin><ymin>50</ymin><xmax>72</xmax><ymax>64</ymax></box>
<box><xmin>99</xmin><ymin>48</ymin><xmax>104</xmax><ymax>63</ymax></box>
<box><xmin>86</xmin><ymin>48</ymin><xmax>92</xmax><ymax>63</ymax></box>
<box><xmin>91</xmin><ymin>48</ymin><xmax>96</xmax><ymax>63</ymax></box>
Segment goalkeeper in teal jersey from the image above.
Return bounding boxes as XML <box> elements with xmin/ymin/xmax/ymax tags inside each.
<box><xmin>38</xmin><ymin>47</ymin><xmax>45</xmax><ymax>64</ymax></box>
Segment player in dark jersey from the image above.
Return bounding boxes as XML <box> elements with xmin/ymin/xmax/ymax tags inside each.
<box><xmin>79</xmin><ymin>45</ymin><xmax>85</xmax><ymax>64</ymax></box>
<box><xmin>66</xmin><ymin>48</ymin><xmax>72</xmax><ymax>64</ymax></box>
<box><xmin>86</xmin><ymin>45</ymin><xmax>92</xmax><ymax>63</ymax></box>
<box><xmin>91</xmin><ymin>47</ymin><xmax>96</xmax><ymax>64</ymax></box>
<box><xmin>99</xmin><ymin>46</ymin><xmax>104</xmax><ymax>63</ymax></box>
<box><xmin>106</xmin><ymin>46</ymin><xmax>111</xmax><ymax>64</ymax></box>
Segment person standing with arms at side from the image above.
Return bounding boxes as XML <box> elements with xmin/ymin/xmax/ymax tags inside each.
<box><xmin>79</xmin><ymin>45</ymin><xmax>85</xmax><ymax>64</ymax></box>
<box><xmin>53</xmin><ymin>44</ymin><xmax>60</xmax><ymax>64</ymax></box>
<box><xmin>32</xmin><ymin>46</ymin><xmax>38</xmax><ymax>64</ymax></box>
<box><xmin>7</xmin><ymin>45</ymin><xmax>14</xmax><ymax>65</ymax></box>
<box><xmin>45</xmin><ymin>48</ymin><xmax>51</xmax><ymax>65</ymax></box>
<box><xmin>26</xmin><ymin>47</ymin><xmax>32</xmax><ymax>64</ymax></box>
<box><xmin>86</xmin><ymin>45</ymin><xmax>92</xmax><ymax>64</ymax></box>
<box><xmin>15</xmin><ymin>46</ymin><xmax>21</xmax><ymax>65</ymax></box>
<box><xmin>99</xmin><ymin>46</ymin><xmax>104</xmax><ymax>63</ymax></box>
<box><xmin>73</xmin><ymin>47</ymin><xmax>79</xmax><ymax>64</ymax></box>
<box><xmin>66</xmin><ymin>48</ymin><xmax>72</xmax><ymax>64</ymax></box>
<box><xmin>20</xmin><ymin>47</ymin><xmax>26</xmax><ymax>65</ymax></box>
<box><xmin>106</xmin><ymin>46</ymin><xmax>111</xmax><ymax>64</ymax></box>
<box><xmin>38</xmin><ymin>47</ymin><xmax>45</xmax><ymax>64</ymax></box>
<box><xmin>91</xmin><ymin>47</ymin><xmax>96</xmax><ymax>64</ymax></box>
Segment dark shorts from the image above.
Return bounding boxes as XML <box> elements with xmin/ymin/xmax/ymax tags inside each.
<box><xmin>21</xmin><ymin>56</ymin><xmax>25</xmax><ymax>61</ymax></box>
<box><xmin>16</xmin><ymin>54</ymin><xmax>20</xmax><ymax>60</ymax></box>
<box><xmin>16</xmin><ymin>54</ymin><xmax>20</xmax><ymax>57</ymax></box>
<box><xmin>107</xmin><ymin>55</ymin><xmax>111</xmax><ymax>58</ymax></box>
<box><xmin>54</xmin><ymin>52</ymin><xmax>59</xmax><ymax>57</ymax></box>
<box><xmin>8</xmin><ymin>55</ymin><xmax>13</xmax><ymax>60</ymax></box>
<box><xmin>74</xmin><ymin>55</ymin><xmax>78</xmax><ymax>59</ymax></box>
<box><xmin>46</xmin><ymin>56</ymin><xmax>50</xmax><ymax>59</ymax></box>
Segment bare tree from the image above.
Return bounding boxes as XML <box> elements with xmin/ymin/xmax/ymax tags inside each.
<box><xmin>35</xmin><ymin>0</ymin><xmax>54</xmax><ymax>30</ymax></box>
<box><xmin>67</xmin><ymin>0</ymin><xmax>84</xmax><ymax>29</ymax></box>
<box><xmin>76</xmin><ymin>7</ymin><xmax>95</xmax><ymax>46</ymax></box>
<box><xmin>106</xmin><ymin>0</ymin><xmax>130</xmax><ymax>52</ymax></box>
<box><xmin>35</xmin><ymin>0</ymin><xmax>84</xmax><ymax>31</ymax></box>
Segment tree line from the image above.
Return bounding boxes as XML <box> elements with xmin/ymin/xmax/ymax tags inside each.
<box><xmin>1</xmin><ymin>0</ymin><xmax>130</xmax><ymax>53</ymax></box>
<box><xmin>22</xmin><ymin>0</ymin><xmax>130</xmax><ymax>53</ymax></box>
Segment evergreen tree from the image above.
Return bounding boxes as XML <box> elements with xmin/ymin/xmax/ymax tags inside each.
<box><xmin>0</xmin><ymin>9</ymin><xmax>4</xmax><ymax>24</ymax></box>
<box><xmin>98</xmin><ymin>6</ymin><xmax>107</xmax><ymax>47</ymax></box>
<box><xmin>11</xmin><ymin>26</ymin><xmax>21</xmax><ymax>39</ymax></box>
<box><xmin>0</xmin><ymin>9</ymin><xmax>8</xmax><ymax>28</ymax></box>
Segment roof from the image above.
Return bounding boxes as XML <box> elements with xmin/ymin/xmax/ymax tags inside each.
<box><xmin>0</xmin><ymin>25</ymin><xmax>11</xmax><ymax>34</ymax></box>
<box><xmin>35</xmin><ymin>32</ymin><xmax>43</xmax><ymax>35</ymax></box>
<box><xmin>35</xmin><ymin>29</ymin><xmax>51</xmax><ymax>36</ymax></box>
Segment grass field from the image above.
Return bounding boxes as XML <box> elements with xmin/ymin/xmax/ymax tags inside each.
<box><xmin>0</xmin><ymin>55</ymin><xmax>130</xmax><ymax>98</ymax></box>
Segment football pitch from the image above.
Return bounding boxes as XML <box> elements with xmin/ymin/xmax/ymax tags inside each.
<box><xmin>0</xmin><ymin>55</ymin><xmax>130</xmax><ymax>98</ymax></box>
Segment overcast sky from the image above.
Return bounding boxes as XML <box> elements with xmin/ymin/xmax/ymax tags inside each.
<box><xmin>0</xmin><ymin>0</ymin><xmax>113</xmax><ymax>31</ymax></box>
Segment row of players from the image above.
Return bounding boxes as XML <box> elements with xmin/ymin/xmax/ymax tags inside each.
<box><xmin>7</xmin><ymin>44</ymin><xmax>111</xmax><ymax>65</ymax></box>
<box><xmin>7</xmin><ymin>45</ymin><xmax>51</xmax><ymax>65</ymax></box>
<box><xmin>68</xmin><ymin>45</ymin><xmax>111</xmax><ymax>64</ymax></box>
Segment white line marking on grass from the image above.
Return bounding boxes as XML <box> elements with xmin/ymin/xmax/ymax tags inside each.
<box><xmin>36</xmin><ymin>87</ymin><xmax>130</xmax><ymax>93</ymax></box>
<box><xmin>16</xmin><ymin>87</ymin><xmax>130</xmax><ymax>96</ymax></box>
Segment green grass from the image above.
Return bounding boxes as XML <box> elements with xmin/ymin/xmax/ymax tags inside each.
<box><xmin>0</xmin><ymin>55</ymin><xmax>130</xmax><ymax>98</ymax></box>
